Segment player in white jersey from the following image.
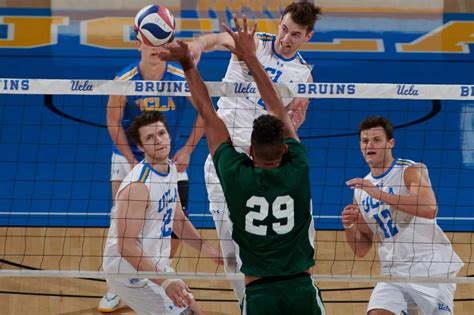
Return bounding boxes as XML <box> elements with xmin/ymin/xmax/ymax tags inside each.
<box><xmin>341</xmin><ymin>116</ymin><xmax>464</xmax><ymax>315</ymax></box>
<box><xmin>187</xmin><ymin>1</ymin><xmax>322</xmax><ymax>303</ymax></box>
<box><xmin>103</xmin><ymin>111</ymin><xmax>221</xmax><ymax>315</ymax></box>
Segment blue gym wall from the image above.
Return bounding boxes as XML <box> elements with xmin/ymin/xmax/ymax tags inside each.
<box><xmin>0</xmin><ymin>7</ymin><xmax>473</xmax><ymax>231</ymax></box>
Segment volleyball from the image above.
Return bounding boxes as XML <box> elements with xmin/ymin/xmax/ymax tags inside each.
<box><xmin>134</xmin><ymin>4</ymin><xmax>176</xmax><ymax>47</ymax></box>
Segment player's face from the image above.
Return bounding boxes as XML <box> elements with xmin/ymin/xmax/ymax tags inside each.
<box><xmin>138</xmin><ymin>42</ymin><xmax>167</xmax><ymax>64</ymax></box>
<box><xmin>275</xmin><ymin>14</ymin><xmax>313</xmax><ymax>58</ymax></box>
<box><xmin>360</xmin><ymin>127</ymin><xmax>394</xmax><ymax>167</ymax></box>
<box><xmin>138</xmin><ymin>121</ymin><xmax>171</xmax><ymax>163</ymax></box>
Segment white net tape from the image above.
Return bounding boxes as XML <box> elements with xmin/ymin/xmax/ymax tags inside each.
<box><xmin>1</xmin><ymin>78</ymin><xmax>473</xmax><ymax>100</ymax></box>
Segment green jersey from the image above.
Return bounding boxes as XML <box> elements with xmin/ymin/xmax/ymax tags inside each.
<box><xmin>213</xmin><ymin>138</ymin><xmax>315</xmax><ymax>277</ymax></box>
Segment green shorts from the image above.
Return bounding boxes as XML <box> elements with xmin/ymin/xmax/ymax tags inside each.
<box><xmin>242</xmin><ymin>273</ymin><xmax>325</xmax><ymax>315</ymax></box>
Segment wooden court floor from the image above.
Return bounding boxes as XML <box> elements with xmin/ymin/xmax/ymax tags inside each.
<box><xmin>1</xmin><ymin>228</ymin><xmax>473</xmax><ymax>314</ymax></box>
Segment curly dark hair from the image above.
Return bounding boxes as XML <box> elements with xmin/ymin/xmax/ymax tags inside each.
<box><xmin>251</xmin><ymin>115</ymin><xmax>286</xmax><ymax>160</ymax></box>
<box><xmin>282</xmin><ymin>1</ymin><xmax>322</xmax><ymax>33</ymax></box>
<box><xmin>358</xmin><ymin>116</ymin><xmax>394</xmax><ymax>140</ymax></box>
<box><xmin>127</xmin><ymin>111</ymin><xmax>170</xmax><ymax>146</ymax></box>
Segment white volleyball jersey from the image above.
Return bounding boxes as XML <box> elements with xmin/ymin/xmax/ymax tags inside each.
<box><xmin>217</xmin><ymin>32</ymin><xmax>312</xmax><ymax>151</ymax></box>
<box><xmin>103</xmin><ymin>160</ymin><xmax>178</xmax><ymax>281</ymax></box>
<box><xmin>354</xmin><ymin>158</ymin><xmax>463</xmax><ymax>277</ymax></box>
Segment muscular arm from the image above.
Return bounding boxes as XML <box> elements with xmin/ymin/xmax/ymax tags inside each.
<box><xmin>188</xmin><ymin>31</ymin><xmax>260</xmax><ymax>63</ymax></box>
<box><xmin>183</xmin><ymin>67</ymin><xmax>230</xmax><ymax>155</ymax></box>
<box><xmin>115</xmin><ymin>183</ymin><xmax>168</xmax><ymax>282</ymax></box>
<box><xmin>172</xmin><ymin>196</ymin><xmax>221</xmax><ymax>262</ymax></box>
<box><xmin>379</xmin><ymin>164</ymin><xmax>437</xmax><ymax>219</ymax></box>
<box><xmin>173</xmin><ymin>98</ymin><xmax>205</xmax><ymax>172</ymax></box>
<box><xmin>286</xmin><ymin>74</ymin><xmax>312</xmax><ymax>129</ymax></box>
<box><xmin>347</xmin><ymin>164</ymin><xmax>438</xmax><ymax>219</ymax></box>
<box><xmin>106</xmin><ymin>89</ymin><xmax>137</xmax><ymax>166</ymax></box>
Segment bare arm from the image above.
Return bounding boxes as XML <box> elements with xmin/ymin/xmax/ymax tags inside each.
<box><xmin>115</xmin><ymin>183</ymin><xmax>159</xmax><ymax>275</ymax></box>
<box><xmin>286</xmin><ymin>74</ymin><xmax>312</xmax><ymax>129</ymax></box>
<box><xmin>106</xmin><ymin>89</ymin><xmax>138</xmax><ymax>167</ymax></box>
<box><xmin>188</xmin><ymin>31</ymin><xmax>259</xmax><ymax>64</ymax></box>
<box><xmin>222</xmin><ymin>15</ymin><xmax>298</xmax><ymax>141</ymax></box>
<box><xmin>346</xmin><ymin>164</ymin><xmax>437</xmax><ymax>219</ymax></box>
<box><xmin>172</xmin><ymin>100</ymin><xmax>205</xmax><ymax>172</ymax></box>
<box><xmin>172</xmin><ymin>196</ymin><xmax>222</xmax><ymax>264</ymax></box>
<box><xmin>341</xmin><ymin>198</ymin><xmax>374</xmax><ymax>257</ymax></box>
<box><xmin>159</xmin><ymin>41</ymin><xmax>230</xmax><ymax>155</ymax></box>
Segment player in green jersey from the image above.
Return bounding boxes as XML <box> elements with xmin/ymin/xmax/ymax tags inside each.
<box><xmin>159</xmin><ymin>15</ymin><xmax>326</xmax><ymax>315</ymax></box>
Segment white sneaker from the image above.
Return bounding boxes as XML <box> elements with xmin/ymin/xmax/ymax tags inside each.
<box><xmin>98</xmin><ymin>292</ymin><xmax>120</xmax><ymax>313</ymax></box>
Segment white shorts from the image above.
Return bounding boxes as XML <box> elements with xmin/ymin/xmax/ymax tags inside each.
<box><xmin>106</xmin><ymin>277</ymin><xmax>186</xmax><ymax>315</ymax></box>
<box><xmin>368</xmin><ymin>281</ymin><xmax>456</xmax><ymax>315</ymax></box>
<box><xmin>111</xmin><ymin>152</ymin><xmax>188</xmax><ymax>182</ymax></box>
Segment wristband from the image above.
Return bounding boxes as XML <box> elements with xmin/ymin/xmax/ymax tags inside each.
<box><xmin>343</xmin><ymin>223</ymin><xmax>354</xmax><ymax>229</ymax></box>
<box><xmin>161</xmin><ymin>278</ymin><xmax>180</xmax><ymax>290</ymax></box>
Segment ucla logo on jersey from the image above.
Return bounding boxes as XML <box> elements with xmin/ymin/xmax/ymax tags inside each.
<box><xmin>297</xmin><ymin>83</ymin><xmax>356</xmax><ymax>95</ymax></box>
<box><xmin>461</xmin><ymin>85</ymin><xmax>474</xmax><ymax>97</ymax></box>
<box><xmin>437</xmin><ymin>303</ymin><xmax>452</xmax><ymax>312</ymax></box>
<box><xmin>157</xmin><ymin>188</ymin><xmax>177</xmax><ymax>213</ymax></box>
<box><xmin>137</xmin><ymin>97</ymin><xmax>176</xmax><ymax>112</ymax></box>
<box><xmin>361</xmin><ymin>185</ymin><xmax>395</xmax><ymax>213</ymax></box>
<box><xmin>1</xmin><ymin>79</ymin><xmax>29</xmax><ymax>91</ymax></box>
<box><xmin>70</xmin><ymin>80</ymin><xmax>93</xmax><ymax>92</ymax></box>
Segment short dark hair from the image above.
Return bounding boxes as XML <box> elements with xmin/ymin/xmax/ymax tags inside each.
<box><xmin>282</xmin><ymin>1</ymin><xmax>322</xmax><ymax>33</ymax></box>
<box><xmin>251</xmin><ymin>115</ymin><xmax>285</xmax><ymax>160</ymax></box>
<box><xmin>358</xmin><ymin>116</ymin><xmax>394</xmax><ymax>140</ymax></box>
<box><xmin>127</xmin><ymin>111</ymin><xmax>170</xmax><ymax>146</ymax></box>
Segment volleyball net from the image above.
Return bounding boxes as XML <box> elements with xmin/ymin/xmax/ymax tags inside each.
<box><xmin>0</xmin><ymin>79</ymin><xmax>473</xmax><ymax>283</ymax></box>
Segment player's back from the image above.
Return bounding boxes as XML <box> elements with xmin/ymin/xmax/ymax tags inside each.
<box><xmin>213</xmin><ymin>138</ymin><xmax>315</xmax><ymax>277</ymax></box>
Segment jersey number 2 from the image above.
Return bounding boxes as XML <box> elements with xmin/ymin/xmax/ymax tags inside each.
<box><xmin>245</xmin><ymin>195</ymin><xmax>294</xmax><ymax>236</ymax></box>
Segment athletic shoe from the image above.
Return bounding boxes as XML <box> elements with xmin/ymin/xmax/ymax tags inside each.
<box><xmin>98</xmin><ymin>292</ymin><xmax>120</xmax><ymax>313</ymax></box>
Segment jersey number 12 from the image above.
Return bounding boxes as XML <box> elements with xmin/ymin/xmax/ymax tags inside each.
<box><xmin>245</xmin><ymin>195</ymin><xmax>294</xmax><ymax>236</ymax></box>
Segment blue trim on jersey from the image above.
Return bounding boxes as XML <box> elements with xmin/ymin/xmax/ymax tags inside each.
<box><xmin>271</xmin><ymin>36</ymin><xmax>297</xmax><ymax>62</ymax></box>
<box><xmin>143</xmin><ymin>161</ymin><xmax>170</xmax><ymax>177</ymax></box>
<box><xmin>371</xmin><ymin>158</ymin><xmax>398</xmax><ymax>179</ymax></box>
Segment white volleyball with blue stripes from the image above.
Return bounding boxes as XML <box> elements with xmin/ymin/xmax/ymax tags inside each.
<box><xmin>134</xmin><ymin>4</ymin><xmax>176</xmax><ymax>47</ymax></box>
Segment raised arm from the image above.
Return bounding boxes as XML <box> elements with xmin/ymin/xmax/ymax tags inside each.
<box><xmin>188</xmin><ymin>30</ymin><xmax>259</xmax><ymax>64</ymax></box>
<box><xmin>158</xmin><ymin>41</ymin><xmax>231</xmax><ymax>156</ymax></box>
<box><xmin>222</xmin><ymin>15</ymin><xmax>298</xmax><ymax>141</ymax></box>
<box><xmin>172</xmin><ymin>103</ymin><xmax>205</xmax><ymax>172</ymax></box>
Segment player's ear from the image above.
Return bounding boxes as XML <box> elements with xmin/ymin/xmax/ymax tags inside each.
<box><xmin>282</xmin><ymin>144</ymin><xmax>288</xmax><ymax>154</ymax></box>
<box><xmin>304</xmin><ymin>30</ymin><xmax>314</xmax><ymax>42</ymax></box>
<box><xmin>249</xmin><ymin>145</ymin><xmax>254</xmax><ymax>159</ymax></box>
<box><xmin>388</xmin><ymin>138</ymin><xmax>395</xmax><ymax>150</ymax></box>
